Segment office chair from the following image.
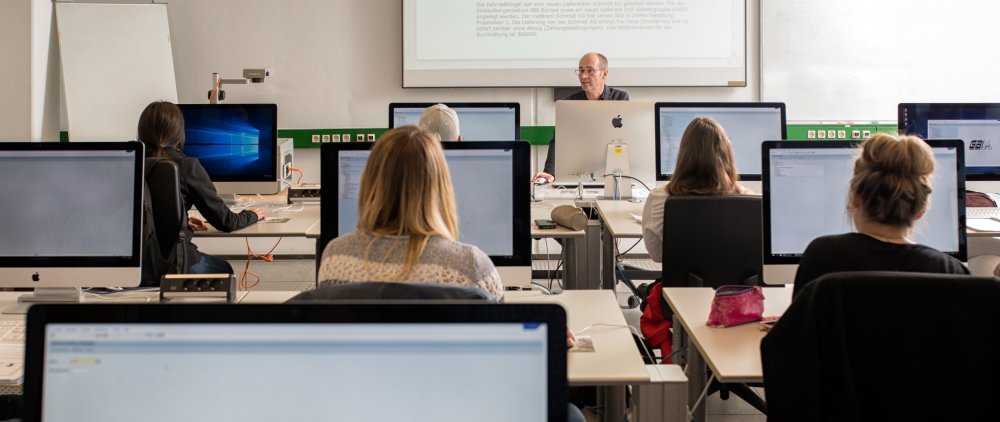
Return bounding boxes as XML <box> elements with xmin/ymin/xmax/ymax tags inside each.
<box><xmin>145</xmin><ymin>159</ymin><xmax>188</xmax><ymax>280</ymax></box>
<box><xmin>654</xmin><ymin>195</ymin><xmax>767</xmax><ymax>412</ymax></box>
<box><xmin>762</xmin><ymin>271</ymin><xmax>1000</xmax><ymax>421</ymax></box>
<box><xmin>287</xmin><ymin>281</ymin><xmax>496</xmax><ymax>302</ymax></box>
<box><xmin>660</xmin><ymin>195</ymin><xmax>762</xmax><ymax>288</ymax></box>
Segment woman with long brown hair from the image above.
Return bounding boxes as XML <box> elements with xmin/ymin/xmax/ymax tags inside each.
<box><xmin>136</xmin><ymin>101</ymin><xmax>265</xmax><ymax>274</ymax></box>
<box><xmin>641</xmin><ymin>117</ymin><xmax>755</xmax><ymax>261</ymax></box>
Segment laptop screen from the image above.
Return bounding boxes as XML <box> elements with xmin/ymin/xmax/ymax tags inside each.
<box><xmin>26</xmin><ymin>304</ymin><xmax>567</xmax><ymax>421</ymax></box>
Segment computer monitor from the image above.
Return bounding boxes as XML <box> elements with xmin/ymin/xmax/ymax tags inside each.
<box><xmin>24</xmin><ymin>303</ymin><xmax>568</xmax><ymax>421</ymax></box>
<box><xmin>655</xmin><ymin>102</ymin><xmax>786</xmax><ymax>187</ymax></box>
<box><xmin>388</xmin><ymin>102</ymin><xmax>521</xmax><ymax>141</ymax></box>
<box><xmin>177</xmin><ymin>104</ymin><xmax>280</xmax><ymax>195</ymax></box>
<box><xmin>761</xmin><ymin>140</ymin><xmax>967</xmax><ymax>284</ymax></box>
<box><xmin>553</xmin><ymin>100</ymin><xmax>656</xmax><ymax>188</ymax></box>
<box><xmin>320</xmin><ymin>141</ymin><xmax>533</xmax><ymax>287</ymax></box>
<box><xmin>899</xmin><ymin>103</ymin><xmax>1000</xmax><ymax>192</ymax></box>
<box><xmin>0</xmin><ymin>142</ymin><xmax>144</xmax><ymax>310</ymax></box>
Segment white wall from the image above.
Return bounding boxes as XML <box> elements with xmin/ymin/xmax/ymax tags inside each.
<box><xmin>163</xmin><ymin>0</ymin><xmax>760</xmax><ymax>128</ymax></box>
<box><xmin>0</xmin><ymin>0</ymin><xmax>59</xmax><ymax>142</ymax></box>
<box><xmin>159</xmin><ymin>0</ymin><xmax>761</xmax><ymax>187</ymax></box>
<box><xmin>0</xmin><ymin>0</ymin><xmax>32</xmax><ymax>140</ymax></box>
<box><xmin>31</xmin><ymin>0</ymin><xmax>59</xmax><ymax>141</ymax></box>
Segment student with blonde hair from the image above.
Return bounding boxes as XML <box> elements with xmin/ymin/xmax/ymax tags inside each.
<box><xmin>317</xmin><ymin>126</ymin><xmax>503</xmax><ymax>300</ymax></box>
<box><xmin>641</xmin><ymin>117</ymin><xmax>755</xmax><ymax>262</ymax></box>
<box><xmin>793</xmin><ymin>133</ymin><xmax>968</xmax><ymax>296</ymax></box>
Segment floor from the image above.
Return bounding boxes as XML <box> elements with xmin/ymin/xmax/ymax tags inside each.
<box><xmin>232</xmin><ymin>258</ymin><xmax>766</xmax><ymax>422</ymax></box>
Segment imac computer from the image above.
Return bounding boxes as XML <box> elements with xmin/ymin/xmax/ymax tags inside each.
<box><xmin>761</xmin><ymin>140</ymin><xmax>967</xmax><ymax>284</ymax></box>
<box><xmin>177</xmin><ymin>104</ymin><xmax>280</xmax><ymax>195</ymax></box>
<box><xmin>655</xmin><ymin>102</ymin><xmax>786</xmax><ymax>192</ymax></box>
<box><xmin>24</xmin><ymin>303</ymin><xmax>567</xmax><ymax>421</ymax></box>
<box><xmin>320</xmin><ymin>141</ymin><xmax>533</xmax><ymax>287</ymax></box>
<box><xmin>553</xmin><ymin>100</ymin><xmax>656</xmax><ymax>194</ymax></box>
<box><xmin>388</xmin><ymin>102</ymin><xmax>520</xmax><ymax>141</ymax></box>
<box><xmin>899</xmin><ymin>103</ymin><xmax>1000</xmax><ymax>193</ymax></box>
<box><xmin>0</xmin><ymin>142</ymin><xmax>144</xmax><ymax>312</ymax></box>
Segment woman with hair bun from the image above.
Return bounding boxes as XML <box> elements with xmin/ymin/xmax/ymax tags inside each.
<box><xmin>792</xmin><ymin>133</ymin><xmax>968</xmax><ymax>296</ymax></box>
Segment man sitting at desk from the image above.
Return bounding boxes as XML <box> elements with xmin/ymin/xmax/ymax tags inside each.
<box><xmin>532</xmin><ymin>52</ymin><xmax>630</xmax><ymax>183</ymax></box>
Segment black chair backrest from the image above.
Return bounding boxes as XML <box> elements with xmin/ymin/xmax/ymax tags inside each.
<box><xmin>146</xmin><ymin>159</ymin><xmax>184</xmax><ymax>257</ymax></box>
<box><xmin>287</xmin><ymin>282</ymin><xmax>496</xmax><ymax>302</ymax></box>
<box><xmin>661</xmin><ymin>195</ymin><xmax>762</xmax><ymax>287</ymax></box>
<box><xmin>762</xmin><ymin>271</ymin><xmax>1000</xmax><ymax>421</ymax></box>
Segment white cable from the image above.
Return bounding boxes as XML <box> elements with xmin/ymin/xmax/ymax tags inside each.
<box><xmin>686</xmin><ymin>373</ymin><xmax>716</xmax><ymax>421</ymax></box>
<box><xmin>266</xmin><ymin>203</ymin><xmax>305</xmax><ymax>213</ymax></box>
<box><xmin>575</xmin><ymin>323</ymin><xmax>655</xmax><ymax>363</ymax></box>
<box><xmin>545</xmin><ymin>237</ymin><xmax>554</xmax><ymax>291</ymax></box>
<box><xmin>82</xmin><ymin>292</ymin><xmax>153</xmax><ymax>303</ymax></box>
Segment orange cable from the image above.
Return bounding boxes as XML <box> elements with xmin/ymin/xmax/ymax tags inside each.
<box><xmin>208</xmin><ymin>77</ymin><xmax>222</xmax><ymax>103</ymax></box>
<box><xmin>239</xmin><ymin>236</ymin><xmax>284</xmax><ymax>290</ymax></box>
<box><xmin>289</xmin><ymin>167</ymin><xmax>304</xmax><ymax>187</ymax></box>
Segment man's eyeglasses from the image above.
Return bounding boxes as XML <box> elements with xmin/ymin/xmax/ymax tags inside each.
<box><xmin>575</xmin><ymin>68</ymin><xmax>604</xmax><ymax>76</ymax></box>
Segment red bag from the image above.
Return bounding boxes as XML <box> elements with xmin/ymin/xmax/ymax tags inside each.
<box><xmin>707</xmin><ymin>285</ymin><xmax>765</xmax><ymax>328</ymax></box>
<box><xmin>639</xmin><ymin>281</ymin><xmax>673</xmax><ymax>360</ymax></box>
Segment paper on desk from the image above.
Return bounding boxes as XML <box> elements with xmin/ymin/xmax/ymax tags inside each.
<box><xmin>630</xmin><ymin>213</ymin><xmax>642</xmax><ymax>223</ymax></box>
<box><xmin>569</xmin><ymin>335</ymin><xmax>594</xmax><ymax>352</ymax></box>
<box><xmin>968</xmin><ymin>218</ymin><xmax>1000</xmax><ymax>232</ymax></box>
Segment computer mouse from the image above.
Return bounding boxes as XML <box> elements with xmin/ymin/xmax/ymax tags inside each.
<box><xmin>533</xmin><ymin>177</ymin><xmax>550</xmax><ymax>185</ymax></box>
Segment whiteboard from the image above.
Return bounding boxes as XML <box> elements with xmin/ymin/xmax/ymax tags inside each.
<box><xmin>762</xmin><ymin>0</ymin><xmax>1000</xmax><ymax>122</ymax></box>
<box><xmin>403</xmin><ymin>0</ymin><xmax>747</xmax><ymax>87</ymax></box>
<box><xmin>56</xmin><ymin>3</ymin><xmax>177</xmax><ymax>141</ymax></box>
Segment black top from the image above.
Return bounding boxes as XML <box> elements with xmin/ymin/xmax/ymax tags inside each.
<box><xmin>793</xmin><ymin>232</ymin><xmax>968</xmax><ymax>296</ymax></box>
<box><xmin>543</xmin><ymin>86</ymin><xmax>630</xmax><ymax>175</ymax></box>
<box><xmin>163</xmin><ymin>148</ymin><xmax>259</xmax><ymax>255</ymax></box>
<box><xmin>761</xmin><ymin>272</ymin><xmax>1000</xmax><ymax>421</ymax></box>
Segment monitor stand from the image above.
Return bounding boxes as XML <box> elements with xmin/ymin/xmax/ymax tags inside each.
<box><xmin>603</xmin><ymin>142</ymin><xmax>632</xmax><ymax>200</ymax></box>
<box><xmin>3</xmin><ymin>288</ymin><xmax>82</xmax><ymax>315</ymax></box>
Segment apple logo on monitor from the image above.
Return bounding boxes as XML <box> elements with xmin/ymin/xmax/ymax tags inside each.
<box><xmin>612</xmin><ymin>114</ymin><xmax>623</xmax><ymax>128</ymax></box>
<box><xmin>31</xmin><ymin>272</ymin><xmax>39</xmax><ymax>282</ymax></box>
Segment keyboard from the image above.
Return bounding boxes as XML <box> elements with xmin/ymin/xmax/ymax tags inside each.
<box><xmin>967</xmin><ymin>207</ymin><xmax>1000</xmax><ymax>219</ymax></box>
<box><xmin>0</xmin><ymin>321</ymin><xmax>25</xmax><ymax>345</ymax></box>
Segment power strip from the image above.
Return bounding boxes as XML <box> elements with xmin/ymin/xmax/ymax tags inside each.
<box><xmin>288</xmin><ymin>184</ymin><xmax>321</xmax><ymax>204</ymax></box>
<box><xmin>160</xmin><ymin>274</ymin><xmax>237</xmax><ymax>303</ymax></box>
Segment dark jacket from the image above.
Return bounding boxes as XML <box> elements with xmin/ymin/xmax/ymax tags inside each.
<box><xmin>163</xmin><ymin>148</ymin><xmax>259</xmax><ymax>256</ymax></box>
<box><xmin>543</xmin><ymin>86</ymin><xmax>630</xmax><ymax>175</ymax></box>
<box><xmin>761</xmin><ymin>271</ymin><xmax>1000</xmax><ymax>421</ymax></box>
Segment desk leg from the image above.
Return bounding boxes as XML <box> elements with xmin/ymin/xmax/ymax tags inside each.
<box><xmin>585</xmin><ymin>220</ymin><xmax>603</xmax><ymax>289</ymax></box>
<box><xmin>563</xmin><ymin>237</ymin><xmax>580</xmax><ymax>289</ymax></box>
<box><xmin>685</xmin><ymin>347</ymin><xmax>708</xmax><ymax>422</ymax></box>
<box><xmin>597</xmin><ymin>385</ymin><xmax>626</xmax><ymax>422</ymax></box>
<box><xmin>601</xmin><ymin>223</ymin><xmax>615</xmax><ymax>290</ymax></box>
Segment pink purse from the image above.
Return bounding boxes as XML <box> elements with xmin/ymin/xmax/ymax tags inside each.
<box><xmin>707</xmin><ymin>285</ymin><xmax>765</xmax><ymax>328</ymax></box>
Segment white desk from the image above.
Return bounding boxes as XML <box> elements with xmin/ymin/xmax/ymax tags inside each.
<box><xmin>505</xmin><ymin>290</ymin><xmax>649</xmax><ymax>385</ymax></box>
<box><xmin>594</xmin><ymin>200</ymin><xmax>645</xmax><ymax>289</ymax></box>
<box><xmin>532</xmin><ymin>200</ymin><xmax>601</xmax><ymax>289</ymax></box>
<box><xmin>663</xmin><ymin>286</ymin><xmax>793</xmax><ymax>420</ymax></box>
<box><xmin>193</xmin><ymin>204</ymin><xmax>321</xmax><ymax>238</ymax></box>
